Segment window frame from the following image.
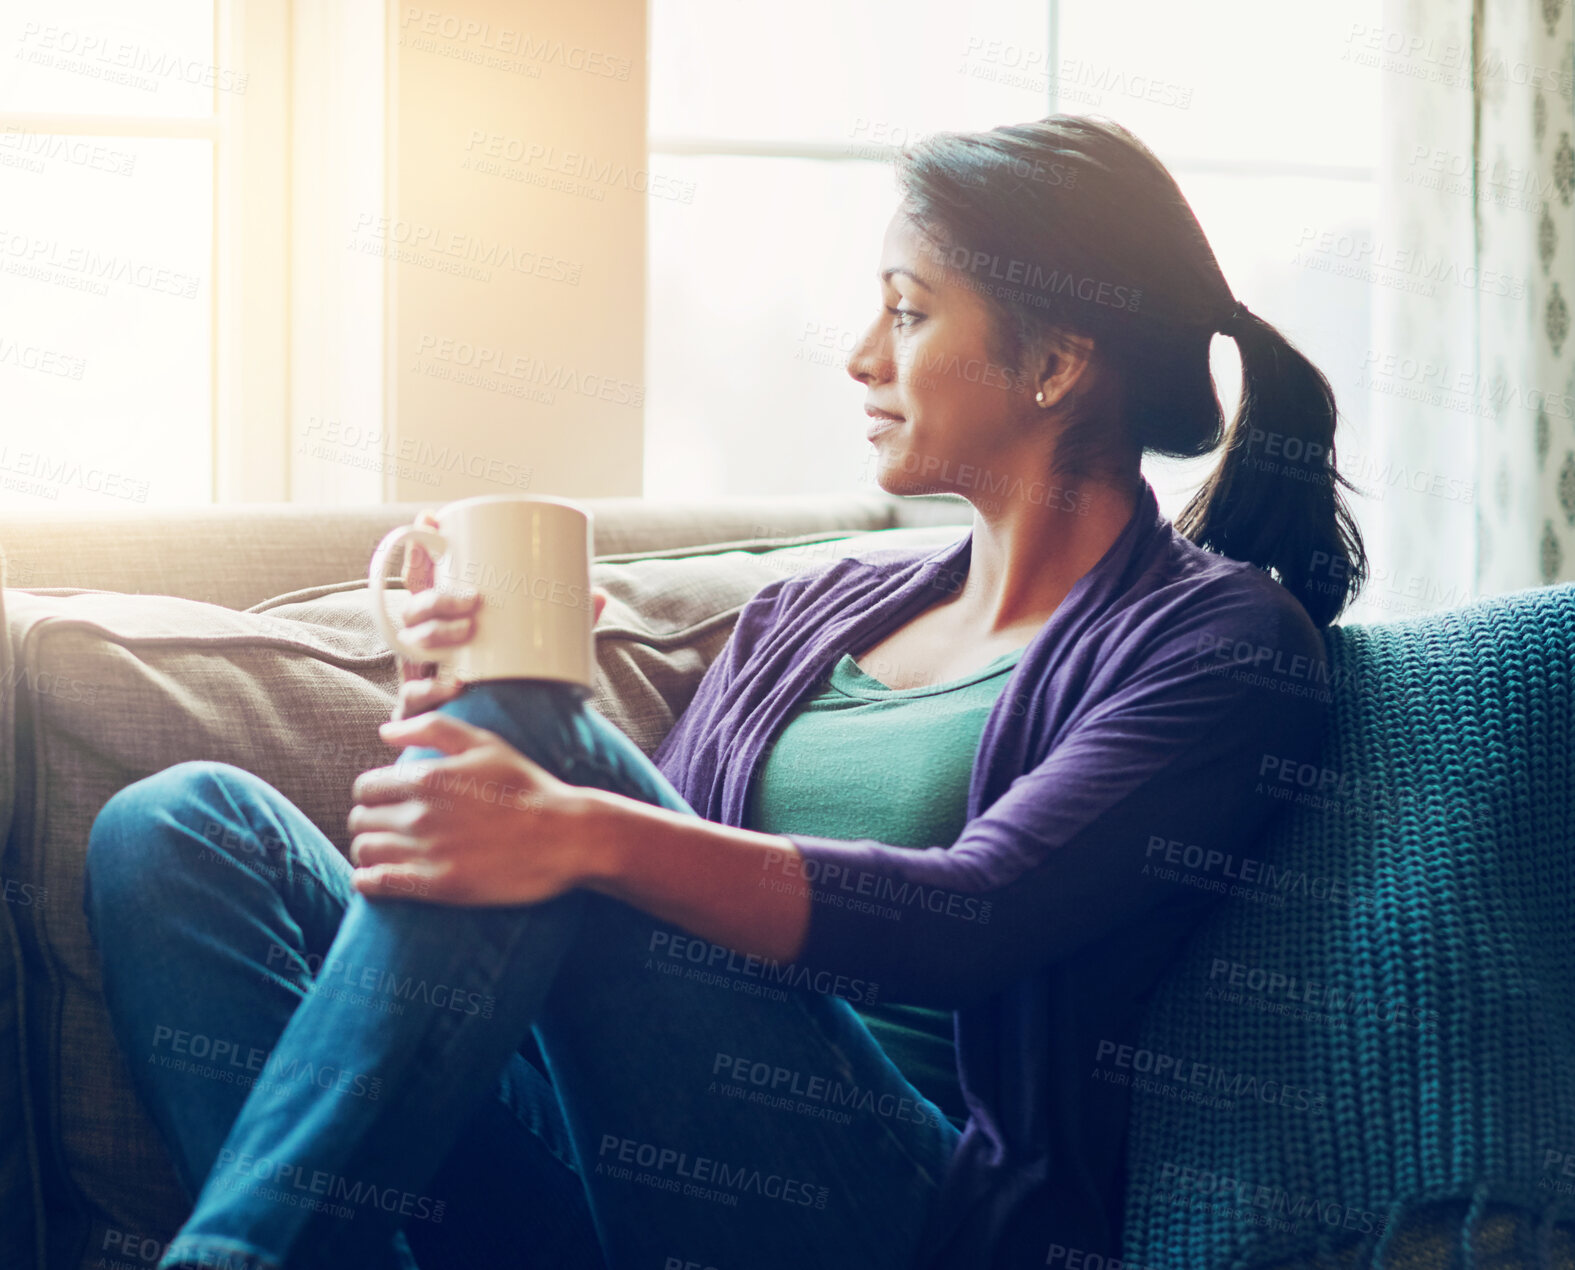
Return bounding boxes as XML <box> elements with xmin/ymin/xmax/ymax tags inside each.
<box><xmin>1</xmin><ymin>0</ymin><xmax>390</xmax><ymax>505</ymax></box>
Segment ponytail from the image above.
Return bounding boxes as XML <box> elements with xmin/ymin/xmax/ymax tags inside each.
<box><xmin>1173</xmin><ymin>309</ymin><xmax>1369</xmax><ymax>627</ymax></box>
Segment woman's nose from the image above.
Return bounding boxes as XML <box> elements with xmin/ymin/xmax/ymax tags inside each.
<box><xmin>846</xmin><ymin>319</ymin><xmax>887</xmax><ymax>386</ymax></box>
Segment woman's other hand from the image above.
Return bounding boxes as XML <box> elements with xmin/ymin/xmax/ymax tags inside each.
<box><xmin>392</xmin><ymin>510</ymin><xmax>476</xmax><ymax>720</ymax></box>
<box><xmin>392</xmin><ymin>514</ymin><xmax>610</xmax><ymax>722</ymax></box>
<box><xmin>349</xmin><ymin>712</ymin><xmax>619</xmax><ymax>904</ymax></box>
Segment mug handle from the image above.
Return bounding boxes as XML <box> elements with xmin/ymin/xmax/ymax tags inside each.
<box><xmin>368</xmin><ymin>523</ymin><xmax>451</xmax><ymax>665</ymax></box>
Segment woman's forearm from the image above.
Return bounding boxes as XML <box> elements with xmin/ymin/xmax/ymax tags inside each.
<box><xmin>579</xmin><ymin>788</ymin><xmax>812</xmax><ymax>963</ymax></box>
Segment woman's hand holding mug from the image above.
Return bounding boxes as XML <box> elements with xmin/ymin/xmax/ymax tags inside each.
<box><xmin>390</xmin><ymin>508</ymin><xmax>608</xmax><ymax>722</ymax></box>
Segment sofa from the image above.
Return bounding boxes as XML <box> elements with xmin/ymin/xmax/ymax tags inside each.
<box><xmin>0</xmin><ymin>492</ymin><xmax>1571</xmax><ymax>1270</ymax></box>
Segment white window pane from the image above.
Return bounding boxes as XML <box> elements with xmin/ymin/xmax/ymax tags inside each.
<box><xmin>647</xmin><ymin>157</ymin><xmax>1380</xmax><ymax>521</ymax></box>
<box><xmin>0</xmin><ymin>136</ymin><xmax>212</xmax><ymax>506</ymax></box>
<box><xmin>646</xmin><ymin>156</ymin><xmax>899</xmax><ymax>499</ymax></box>
<box><xmin>0</xmin><ymin>0</ymin><xmax>220</xmax><ymax>118</ymax></box>
<box><xmin>650</xmin><ymin>0</ymin><xmax>1051</xmax><ymax>144</ymax></box>
<box><xmin>1056</xmin><ymin>0</ymin><xmax>1381</xmax><ymax>168</ymax></box>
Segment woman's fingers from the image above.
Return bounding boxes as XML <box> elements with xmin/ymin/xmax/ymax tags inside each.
<box><xmin>348</xmin><ymin>833</ymin><xmax>423</xmax><ymax>867</ymax></box>
<box><xmin>399</xmin><ymin>588</ymin><xmax>479</xmax><ymax>666</ymax></box>
<box><xmin>347</xmin><ymin>791</ymin><xmax>430</xmax><ymax>831</ymax></box>
<box><xmin>402</xmin><ymin>585</ymin><xmax>480</xmax><ymax>628</ymax></box>
<box><xmin>350</xmin><ymin>764</ymin><xmax>416</xmax><ymax>806</ymax></box>
<box><xmin>394</xmin><ymin>613</ymin><xmax>470</xmax><ymax>687</ymax></box>
<box><xmin>400</xmin><ymin>510</ymin><xmax>442</xmax><ymax>594</ymax></box>
<box><xmin>404</xmin><ymin>542</ymin><xmax>434</xmax><ymax>595</ymax></box>
<box><xmin>399</xmin><ymin>659</ymin><xmax>435</xmax><ymax>687</ymax></box>
<box><xmin>396</xmin><ymin>520</ymin><xmax>477</xmax><ymax>682</ymax></box>
<box><xmin>392</xmin><ymin>674</ymin><xmax>464</xmax><ymax>721</ymax></box>
<box><xmin>352</xmin><ymin>862</ymin><xmax>436</xmax><ymax>899</ymax></box>
<box><xmin>399</xmin><ymin>616</ymin><xmax>475</xmax><ymax>654</ymax></box>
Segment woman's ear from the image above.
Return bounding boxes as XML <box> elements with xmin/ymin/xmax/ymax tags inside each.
<box><xmin>1030</xmin><ymin>329</ymin><xmax>1097</xmax><ymax>410</ymax></box>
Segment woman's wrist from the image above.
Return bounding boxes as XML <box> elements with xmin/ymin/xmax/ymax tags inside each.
<box><xmin>573</xmin><ymin>788</ymin><xmax>810</xmax><ymax>962</ymax></box>
<box><xmin>574</xmin><ymin>786</ymin><xmax>646</xmax><ymax>890</ymax></box>
<box><xmin>575</xmin><ymin>788</ymin><xmax>722</xmax><ymax>898</ymax></box>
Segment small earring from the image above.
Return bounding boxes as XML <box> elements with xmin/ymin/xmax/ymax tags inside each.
<box><xmin>1035</xmin><ymin>390</ymin><xmax>1049</xmax><ymax>408</ymax></box>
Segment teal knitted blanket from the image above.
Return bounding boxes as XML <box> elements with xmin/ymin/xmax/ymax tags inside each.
<box><xmin>1121</xmin><ymin>581</ymin><xmax>1575</xmax><ymax>1270</ymax></box>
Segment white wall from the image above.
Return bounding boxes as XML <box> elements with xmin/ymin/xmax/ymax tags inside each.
<box><xmin>384</xmin><ymin>0</ymin><xmax>648</xmax><ymax>503</ymax></box>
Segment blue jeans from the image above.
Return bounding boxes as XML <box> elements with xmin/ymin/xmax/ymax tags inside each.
<box><xmin>83</xmin><ymin>680</ymin><xmax>959</xmax><ymax>1270</ymax></box>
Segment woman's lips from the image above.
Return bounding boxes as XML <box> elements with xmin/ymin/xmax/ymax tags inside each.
<box><xmin>864</xmin><ymin>409</ymin><xmax>903</xmax><ymax>441</ymax></box>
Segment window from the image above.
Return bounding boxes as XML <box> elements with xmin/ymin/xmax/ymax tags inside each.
<box><xmin>645</xmin><ymin>0</ymin><xmax>1383</xmax><ymax>583</ymax></box>
<box><xmin>645</xmin><ymin>0</ymin><xmax>1053</xmax><ymax>502</ymax></box>
<box><xmin>0</xmin><ymin>0</ymin><xmax>221</xmax><ymax>507</ymax></box>
<box><xmin>1</xmin><ymin>1</ymin><xmax>386</xmax><ymax>507</ymax></box>
<box><xmin>1053</xmin><ymin>0</ymin><xmax>1380</xmax><ymax>539</ymax></box>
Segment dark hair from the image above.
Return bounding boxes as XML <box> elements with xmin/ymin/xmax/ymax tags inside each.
<box><xmin>892</xmin><ymin>114</ymin><xmax>1368</xmax><ymax>628</ymax></box>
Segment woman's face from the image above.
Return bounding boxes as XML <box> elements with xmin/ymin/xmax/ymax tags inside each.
<box><xmin>846</xmin><ymin>210</ymin><xmax>1055</xmax><ymax>503</ymax></box>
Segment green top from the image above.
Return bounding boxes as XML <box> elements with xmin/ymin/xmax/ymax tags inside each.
<box><xmin>744</xmin><ymin>643</ymin><xmax>1027</xmax><ymax>1129</ymax></box>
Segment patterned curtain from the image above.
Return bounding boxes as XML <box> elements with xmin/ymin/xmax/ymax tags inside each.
<box><xmin>1369</xmin><ymin>0</ymin><xmax>1574</xmax><ymax>614</ymax></box>
<box><xmin>1475</xmin><ymin>0</ymin><xmax>1575</xmax><ymax>588</ymax></box>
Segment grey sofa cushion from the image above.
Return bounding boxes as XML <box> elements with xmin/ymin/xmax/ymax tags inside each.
<box><xmin>11</xmin><ymin>589</ymin><xmax>407</xmax><ymax>1262</ymax></box>
<box><xmin>3</xmin><ymin>524</ymin><xmax>964</xmax><ymax>1268</ymax></box>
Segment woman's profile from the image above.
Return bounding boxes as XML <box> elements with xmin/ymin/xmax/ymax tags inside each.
<box><xmin>84</xmin><ymin>114</ymin><xmax>1366</xmax><ymax>1270</ymax></box>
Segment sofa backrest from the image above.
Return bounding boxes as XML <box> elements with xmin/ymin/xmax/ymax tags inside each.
<box><xmin>0</xmin><ymin>493</ymin><xmax>970</xmax><ymax>611</ymax></box>
<box><xmin>1120</xmin><ymin>581</ymin><xmax>1575</xmax><ymax>1268</ymax></box>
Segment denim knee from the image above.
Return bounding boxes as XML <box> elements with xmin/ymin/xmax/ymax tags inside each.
<box><xmin>85</xmin><ymin>760</ymin><xmax>264</xmax><ymax>921</ymax></box>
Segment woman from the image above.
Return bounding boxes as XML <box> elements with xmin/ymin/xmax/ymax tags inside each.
<box><xmin>84</xmin><ymin>115</ymin><xmax>1365</xmax><ymax>1270</ymax></box>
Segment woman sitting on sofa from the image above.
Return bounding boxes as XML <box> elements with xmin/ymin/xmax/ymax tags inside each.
<box><xmin>84</xmin><ymin>114</ymin><xmax>1365</xmax><ymax>1270</ymax></box>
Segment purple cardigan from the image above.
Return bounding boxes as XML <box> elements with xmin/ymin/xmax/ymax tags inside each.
<box><xmin>651</xmin><ymin>476</ymin><xmax>1329</xmax><ymax>1268</ymax></box>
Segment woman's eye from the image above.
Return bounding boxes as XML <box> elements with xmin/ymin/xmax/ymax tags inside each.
<box><xmin>886</xmin><ymin>306</ymin><xmax>924</xmax><ymax>329</ymax></box>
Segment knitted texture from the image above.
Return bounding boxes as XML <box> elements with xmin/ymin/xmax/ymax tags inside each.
<box><xmin>1121</xmin><ymin>582</ymin><xmax>1575</xmax><ymax>1270</ymax></box>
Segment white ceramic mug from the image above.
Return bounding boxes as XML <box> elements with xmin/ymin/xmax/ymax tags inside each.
<box><xmin>368</xmin><ymin>494</ymin><xmax>596</xmax><ymax>693</ymax></box>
